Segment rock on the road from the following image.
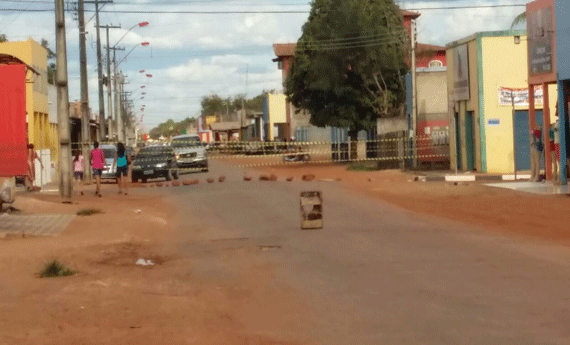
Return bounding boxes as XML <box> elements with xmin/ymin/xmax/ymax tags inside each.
<box><xmin>302</xmin><ymin>174</ymin><xmax>315</xmax><ymax>182</ymax></box>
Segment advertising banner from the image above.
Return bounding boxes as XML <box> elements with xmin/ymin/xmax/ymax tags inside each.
<box><xmin>498</xmin><ymin>86</ymin><xmax>544</xmax><ymax>106</ymax></box>
<box><xmin>453</xmin><ymin>44</ymin><xmax>470</xmax><ymax>101</ymax></box>
<box><xmin>0</xmin><ymin>64</ymin><xmax>28</xmax><ymax>177</ymax></box>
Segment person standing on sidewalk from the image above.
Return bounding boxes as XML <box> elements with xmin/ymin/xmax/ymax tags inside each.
<box><xmin>25</xmin><ymin>144</ymin><xmax>43</xmax><ymax>192</ymax></box>
<box><xmin>114</xmin><ymin>142</ymin><xmax>130</xmax><ymax>195</ymax></box>
<box><xmin>530</xmin><ymin>126</ymin><xmax>543</xmax><ymax>182</ymax></box>
<box><xmin>91</xmin><ymin>141</ymin><xmax>105</xmax><ymax>197</ymax></box>
<box><xmin>73</xmin><ymin>150</ymin><xmax>85</xmax><ymax>196</ymax></box>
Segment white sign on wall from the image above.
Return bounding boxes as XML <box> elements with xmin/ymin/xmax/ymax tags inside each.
<box><xmin>453</xmin><ymin>44</ymin><xmax>470</xmax><ymax>101</ymax></box>
<box><xmin>498</xmin><ymin>86</ymin><xmax>544</xmax><ymax>106</ymax></box>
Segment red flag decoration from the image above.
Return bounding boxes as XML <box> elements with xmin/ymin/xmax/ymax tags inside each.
<box><xmin>139</xmin><ymin>70</ymin><xmax>145</xmax><ymax>73</ymax></box>
<box><xmin>141</xmin><ymin>92</ymin><xmax>146</xmax><ymax>95</ymax></box>
<box><xmin>146</xmin><ymin>74</ymin><xmax>153</xmax><ymax>78</ymax></box>
<box><xmin>141</xmin><ymin>85</ymin><xmax>145</xmax><ymax>88</ymax></box>
<box><xmin>141</xmin><ymin>42</ymin><xmax>150</xmax><ymax>46</ymax></box>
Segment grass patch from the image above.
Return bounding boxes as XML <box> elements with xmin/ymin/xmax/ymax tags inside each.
<box><xmin>39</xmin><ymin>260</ymin><xmax>77</xmax><ymax>278</ymax></box>
<box><xmin>76</xmin><ymin>208</ymin><xmax>103</xmax><ymax>216</ymax></box>
<box><xmin>346</xmin><ymin>162</ymin><xmax>377</xmax><ymax>171</ymax></box>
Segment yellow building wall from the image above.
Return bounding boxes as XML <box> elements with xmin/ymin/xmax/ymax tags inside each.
<box><xmin>481</xmin><ymin>35</ymin><xmax>557</xmax><ymax>174</ymax></box>
<box><xmin>447</xmin><ymin>38</ymin><xmax>481</xmax><ymax>172</ymax></box>
<box><xmin>266</xmin><ymin>93</ymin><xmax>287</xmax><ymax>140</ymax></box>
<box><xmin>0</xmin><ymin>38</ymin><xmax>56</xmax><ymax>163</ymax></box>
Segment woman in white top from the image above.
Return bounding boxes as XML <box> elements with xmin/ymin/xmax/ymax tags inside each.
<box><xmin>73</xmin><ymin>150</ymin><xmax>85</xmax><ymax>196</ymax></box>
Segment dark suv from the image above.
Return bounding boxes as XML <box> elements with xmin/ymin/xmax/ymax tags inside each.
<box><xmin>131</xmin><ymin>145</ymin><xmax>179</xmax><ymax>183</ymax></box>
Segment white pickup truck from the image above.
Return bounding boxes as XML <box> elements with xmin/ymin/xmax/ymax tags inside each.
<box><xmin>170</xmin><ymin>134</ymin><xmax>209</xmax><ymax>172</ymax></box>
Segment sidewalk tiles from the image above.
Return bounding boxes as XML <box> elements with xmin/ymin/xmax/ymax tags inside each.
<box><xmin>0</xmin><ymin>213</ymin><xmax>75</xmax><ymax>236</ymax></box>
<box><xmin>485</xmin><ymin>182</ymin><xmax>570</xmax><ymax>195</ymax></box>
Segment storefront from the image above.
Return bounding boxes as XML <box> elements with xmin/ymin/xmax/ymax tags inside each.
<box><xmin>447</xmin><ymin>30</ymin><xmax>557</xmax><ymax>174</ymax></box>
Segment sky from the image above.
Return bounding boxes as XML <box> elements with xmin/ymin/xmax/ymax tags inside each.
<box><xmin>0</xmin><ymin>0</ymin><xmax>528</xmax><ymax>131</ymax></box>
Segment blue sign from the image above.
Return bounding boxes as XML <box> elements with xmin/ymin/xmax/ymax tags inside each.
<box><xmin>488</xmin><ymin>119</ymin><xmax>500</xmax><ymax>126</ymax></box>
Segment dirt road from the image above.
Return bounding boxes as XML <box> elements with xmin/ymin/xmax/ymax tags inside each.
<box><xmin>3</xmin><ymin>162</ymin><xmax>570</xmax><ymax>344</ymax></box>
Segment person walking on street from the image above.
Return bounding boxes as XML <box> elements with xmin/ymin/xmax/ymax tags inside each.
<box><xmin>114</xmin><ymin>142</ymin><xmax>130</xmax><ymax>195</ymax></box>
<box><xmin>73</xmin><ymin>150</ymin><xmax>85</xmax><ymax>196</ymax></box>
<box><xmin>530</xmin><ymin>126</ymin><xmax>543</xmax><ymax>182</ymax></box>
<box><xmin>25</xmin><ymin>144</ymin><xmax>43</xmax><ymax>192</ymax></box>
<box><xmin>91</xmin><ymin>141</ymin><xmax>105</xmax><ymax>197</ymax></box>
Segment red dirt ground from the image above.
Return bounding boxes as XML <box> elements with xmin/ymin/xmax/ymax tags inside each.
<box><xmin>254</xmin><ymin>163</ymin><xmax>570</xmax><ymax>247</ymax></box>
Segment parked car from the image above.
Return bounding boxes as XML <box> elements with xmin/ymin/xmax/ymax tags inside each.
<box><xmin>100</xmin><ymin>144</ymin><xmax>118</xmax><ymax>180</ymax></box>
<box><xmin>170</xmin><ymin>134</ymin><xmax>208</xmax><ymax>172</ymax></box>
<box><xmin>131</xmin><ymin>145</ymin><xmax>179</xmax><ymax>183</ymax></box>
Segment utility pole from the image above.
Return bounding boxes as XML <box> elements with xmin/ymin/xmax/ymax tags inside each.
<box><xmin>55</xmin><ymin>0</ymin><xmax>72</xmax><ymax>200</ymax></box>
<box><xmin>115</xmin><ymin>71</ymin><xmax>122</xmax><ymax>142</ymax></box>
<box><xmin>85</xmin><ymin>0</ymin><xmax>112</xmax><ymax>142</ymax></box>
<box><xmin>110</xmin><ymin>47</ymin><xmax>124</xmax><ymax>140</ymax></box>
<box><xmin>411</xmin><ymin>19</ymin><xmax>418</xmax><ymax>169</ymax></box>
<box><xmin>98</xmin><ymin>24</ymin><xmax>121</xmax><ymax>141</ymax></box>
<box><xmin>78</xmin><ymin>0</ymin><xmax>92</xmax><ymax>182</ymax></box>
<box><xmin>117</xmin><ymin>74</ymin><xmax>130</xmax><ymax>143</ymax></box>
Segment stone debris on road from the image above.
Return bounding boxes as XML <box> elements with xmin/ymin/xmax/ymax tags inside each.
<box><xmin>302</xmin><ymin>174</ymin><xmax>316</xmax><ymax>182</ymax></box>
<box><xmin>219</xmin><ymin>176</ymin><xmax>226</xmax><ymax>182</ymax></box>
<box><xmin>172</xmin><ymin>181</ymin><xmax>181</xmax><ymax>187</ymax></box>
<box><xmin>207</xmin><ymin>178</ymin><xmax>215</xmax><ymax>183</ymax></box>
<box><xmin>135</xmin><ymin>258</ymin><xmax>155</xmax><ymax>266</ymax></box>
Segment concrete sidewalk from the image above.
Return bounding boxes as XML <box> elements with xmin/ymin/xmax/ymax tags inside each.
<box><xmin>411</xmin><ymin>170</ymin><xmax>533</xmax><ymax>182</ymax></box>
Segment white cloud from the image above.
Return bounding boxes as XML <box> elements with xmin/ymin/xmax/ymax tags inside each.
<box><xmin>0</xmin><ymin>0</ymin><xmax>526</xmax><ymax>128</ymax></box>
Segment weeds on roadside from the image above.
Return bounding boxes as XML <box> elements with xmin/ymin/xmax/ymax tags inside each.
<box><xmin>76</xmin><ymin>208</ymin><xmax>103</xmax><ymax>216</ymax></box>
<box><xmin>39</xmin><ymin>260</ymin><xmax>77</xmax><ymax>278</ymax></box>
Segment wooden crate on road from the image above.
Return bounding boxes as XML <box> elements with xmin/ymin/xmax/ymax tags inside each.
<box><xmin>300</xmin><ymin>191</ymin><xmax>323</xmax><ymax>230</ymax></box>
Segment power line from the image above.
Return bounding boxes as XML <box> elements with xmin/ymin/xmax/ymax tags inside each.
<box><xmin>0</xmin><ymin>4</ymin><xmax>527</xmax><ymax>13</ymax></box>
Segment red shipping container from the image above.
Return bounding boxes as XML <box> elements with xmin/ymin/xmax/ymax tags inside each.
<box><xmin>0</xmin><ymin>64</ymin><xmax>28</xmax><ymax>177</ymax></box>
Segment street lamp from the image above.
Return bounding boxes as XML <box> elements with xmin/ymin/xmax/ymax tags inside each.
<box><xmin>117</xmin><ymin>42</ymin><xmax>150</xmax><ymax>66</ymax></box>
<box><xmin>115</xmin><ymin>22</ymin><xmax>149</xmax><ymax>48</ymax></box>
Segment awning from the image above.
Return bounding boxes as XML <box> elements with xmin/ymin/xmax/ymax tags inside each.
<box><xmin>0</xmin><ymin>54</ymin><xmax>40</xmax><ymax>75</ymax></box>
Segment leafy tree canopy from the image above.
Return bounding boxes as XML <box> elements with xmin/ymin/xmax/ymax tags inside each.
<box><xmin>149</xmin><ymin>117</ymin><xmax>197</xmax><ymax>139</ymax></box>
<box><xmin>286</xmin><ymin>0</ymin><xmax>409</xmax><ymax>136</ymax></box>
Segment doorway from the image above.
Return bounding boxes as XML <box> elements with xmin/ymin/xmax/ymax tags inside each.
<box><xmin>465</xmin><ymin>111</ymin><xmax>475</xmax><ymax>171</ymax></box>
<box><xmin>454</xmin><ymin>112</ymin><xmax>462</xmax><ymax>170</ymax></box>
<box><xmin>513</xmin><ymin>109</ymin><xmax>544</xmax><ymax>171</ymax></box>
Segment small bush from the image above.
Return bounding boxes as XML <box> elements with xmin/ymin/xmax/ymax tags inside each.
<box><xmin>346</xmin><ymin>162</ymin><xmax>377</xmax><ymax>171</ymax></box>
<box><xmin>39</xmin><ymin>260</ymin><xmax>77</xmax><ymax>278</ymax></box>
<box><xmin>76</xmin><ymin>208</ymin><xmax>102</xmax><ymax>216</ymax></box>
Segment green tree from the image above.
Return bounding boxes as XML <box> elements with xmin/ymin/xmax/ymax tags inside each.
<box><xmin>511</xmin><ymin>12</ymin><xmax>526</xmax><ymax>29</ymax></box>
<box><xmin>41</xmin><ymin>38</ymin><xmax>56</xmax><ymax>59</ymax></box>
<box><xmin>200</xmin><ymin>94</ymin><xmax>227</xmax><ymax>118</ymax></box>
<box><xmin>47</xmin><ymin>63</ymin><xmax>56</xmax><ymax>85</ymax></box>
<box><xmin>285</xmin><ymin>0</ymin><xmax>408</xmax><ymax>158</ymax></box>
<box><xmin>0</xmin><ymin>34</ymin><xmax>7</xmax><ymax>43</ymax></box>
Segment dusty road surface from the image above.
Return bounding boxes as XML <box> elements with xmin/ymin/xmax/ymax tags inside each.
<box><xmin>2</xmin><ymin>161</ymin><xmax>570</xmax><ymax>344</ymax></box>
<box><xmin>164</xmin><ymin>161</ymin><xmax>570</xmax><ymax>344</ymax></box>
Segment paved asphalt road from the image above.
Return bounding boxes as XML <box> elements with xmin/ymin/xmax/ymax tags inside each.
<box><xmin>158</xmin><ymin>161</ymin><xmax>570</xmax><ymax>344</ymax></box>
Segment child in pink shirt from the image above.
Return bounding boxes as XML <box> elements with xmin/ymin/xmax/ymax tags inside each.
<box><xmin>73</xmin><ymin>150</ymin><xmax>84</xmax><ymax>196</ymax></box>
<box><xmin>90</xmin><ymin>142</ymin><xmax>105</xmax><ymax>197</ymax></box>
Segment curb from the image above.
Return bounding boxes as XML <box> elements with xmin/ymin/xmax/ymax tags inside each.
<box><xmin>422</xmin><ymin>174</ymin><xmax>532</xmax><ymax>182</ymax></box>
